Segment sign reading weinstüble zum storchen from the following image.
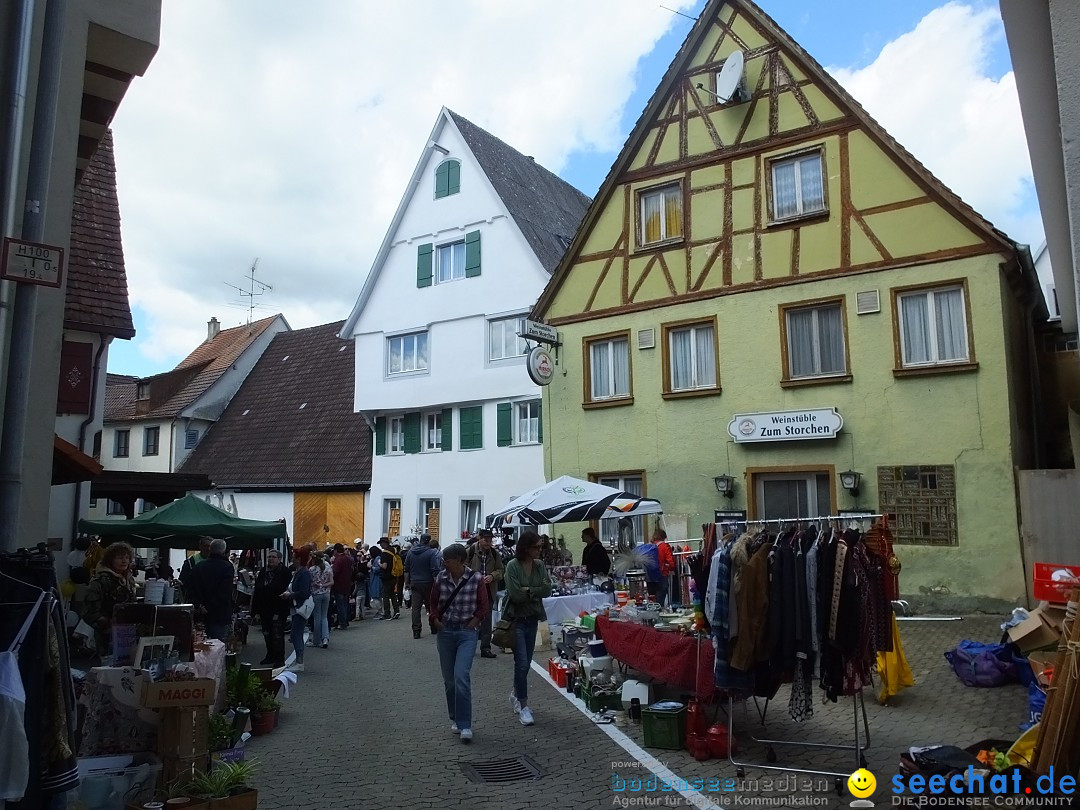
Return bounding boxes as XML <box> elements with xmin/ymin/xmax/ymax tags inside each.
<box><xmin>727</xmin><ymin>408</ymin><xmax>843</xmax><ymax>443</ymax></box>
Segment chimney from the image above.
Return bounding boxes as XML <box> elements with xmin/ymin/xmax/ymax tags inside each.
<box><xmin>208</xmin><ymin>317</ymin><xmax>220</xmax><ymax>340</ymax></box>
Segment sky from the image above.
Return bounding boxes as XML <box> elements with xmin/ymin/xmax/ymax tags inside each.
<box><xmin>106</xmin><ymin>0</ymin><xmax>1040</xmax><ymax>378</ymax></box>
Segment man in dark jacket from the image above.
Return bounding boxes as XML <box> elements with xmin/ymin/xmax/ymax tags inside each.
<box><xmin>378</xmin><ymin>538</ymin><xmax>401</xmax><ymax>620</ymax></box>
<box><xmin>581</xmin><ymin>527</ymin><xmax>612</xmax><ymax>576</ymax></box>
<box><xmin>404</xmin><ymin>534</ymin><xmax>441</xmax><ymax>638</ymax></box>
<box><xmin>331</xmin><ymin>543</ymin><xmax>354</xmax><ymax>630</ymax></box>
<box><xmin>178</xmin><ymin>536</ymin><xmax>211</xmax><ymax>599</ymax></box>
<box><xmin>466</xmin><ymin>529</ymin><xmax>504</xmax><ymax>657</ymax></box>
<box><xmin>189</xmin><ymin>538</ymin><xmax>236</xmax><ymax>643</ymax></box>
<box><xmin>252</xmin><ymin>549</ymin><xmax>290</xmax><ymax>665</ymax></box>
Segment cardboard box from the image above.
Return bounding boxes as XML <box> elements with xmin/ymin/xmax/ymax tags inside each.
<box><xmin>1008</xmin><ymin>603</ymin><xmax>1067</xmax><ymax>652</ymax></box>
<box><xmin>1028</xmin><ymin>651</ymin><xmax>1056</xmax><ymax>687</ymax></box>
<box><xmin>141</xmin><ymin>677</ymin><xmax>217</xmax><ymax>708</ymax></box>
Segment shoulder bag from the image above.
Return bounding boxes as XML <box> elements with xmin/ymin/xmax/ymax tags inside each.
<box><xmin>431</xmin><ymin>572</ymin><xmax>474</xmax><ymax>633</ymax></box>
<box><xmin>289</xmin><ymin>571</ymin><xmax>315</xmax><ymax>619</ymax></box>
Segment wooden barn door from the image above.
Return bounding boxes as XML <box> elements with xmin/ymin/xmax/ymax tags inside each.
<box><xmin>293</xmin><ymin>492</ymin><xmax>365</xmax><ymax>550</ymax></box>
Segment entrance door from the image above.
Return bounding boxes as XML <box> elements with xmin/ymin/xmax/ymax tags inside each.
<box><xmin>754</xmin><ymin>472</ymin><xmax>832</xmax><ymax>521</ymax></box>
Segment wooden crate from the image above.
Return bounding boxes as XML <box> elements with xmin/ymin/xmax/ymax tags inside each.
<box><xmin>158</xmin><ymin>705</ymin><xmax>210</xmax><ymax>784</ymax></box>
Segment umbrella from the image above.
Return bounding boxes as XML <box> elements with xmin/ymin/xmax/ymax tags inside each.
<box><xmin>78</xmin><ymin>493</ymin><xmax>287</xmax><ymax>550</ymax></box>
<box><xmin>487</xmin><ymin>475</ymin><xmax>662</xmax><ymax>527</ymax></box>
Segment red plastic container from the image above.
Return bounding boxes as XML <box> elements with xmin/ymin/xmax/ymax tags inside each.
<box><xmin>1033</xmin><ymin>563</ymin><xmax>1080</xmax><ymax>603</ymax></box>
<box><xmin>685</xmin><ymin>731</ymin><xmax>711</xmax><ymax>761</ymax></box>
<box><xmin>706</xmin><ymin>723</ymin><xmax>733</xmax><ymax>758</ymax></box>
<box><xmin>685</xmin><ymin>699</ymin><xmax>708</xmax><ymax>737</ymax></box>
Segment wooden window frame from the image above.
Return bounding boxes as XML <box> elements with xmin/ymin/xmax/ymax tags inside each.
<box><xmin>765</xmin><ymin>145</ymin><xmax>829</xmax><ymax>227</ymax></box>
<box><xmin>582</xmin><ymin>330</ymin><xmax>634</xmax><ymax>409</ymax></box>
<box><xmin>745</xmin><ymin>465</ymin><xmax>837</xmax><ymax>522</ymax></box>
<box><xmin>660</xmin><ymin>315</ymin><xmax>722</xmax><ymax>399</ymax></box>
<box><xmin>587</xmin><ymin>469</ymin><xmax>648</xmax><ymax>538</ymax></box>
<box><xmin>889</xmin><ymin>278</ymin><xmax>978</xmax><ymax>377</ymax></box>
<box><xmin>634</xmin><ymin>179</ymin><xmax>686</xmax><ymax>251</ymax></box>
<box><xmin>778</xmin><ymin>295</ymin><xmax>853</xmax><ymax>388</ymax></box>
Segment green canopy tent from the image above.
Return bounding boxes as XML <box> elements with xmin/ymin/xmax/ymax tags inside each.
<box><xmin>79</xmin><ymin>493</ymin><xmax>288</xmax><ymax>550</ymax></box>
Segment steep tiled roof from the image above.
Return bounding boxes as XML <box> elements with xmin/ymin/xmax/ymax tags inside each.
<box><xmin>104</xmin><ymin>373</ymin><xmax>137</xmax><ymax>420</ymax></box>
<box><xmin>64</xmin><ymin>129</ymin><xmax>135</xmax><ymax>338</ymax></box>
<box><xmin>180</xmin><ymin>321</ymin><xmax>371</xmax><ymax>489</ymax></box>
<box><xmin>448</xmin><ymin>110</ymin><xmax>592</xmax><ymax>274</ymax></box>
<box><xmin>105</xmin><ymin>314</ymin><xmax>283</xmax><ymax>422</ymax></box>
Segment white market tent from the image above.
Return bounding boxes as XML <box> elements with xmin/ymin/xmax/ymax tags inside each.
<box><xmin>486</xmin><ymin>475</ymin><xmax>663</xmax><ymax>528</ymax></box>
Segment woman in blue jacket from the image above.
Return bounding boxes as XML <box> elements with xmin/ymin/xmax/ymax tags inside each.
<box><xmin>283</xmin><ymin>547</ymin><xmax>313</xmax><ymax>672</ymax></box>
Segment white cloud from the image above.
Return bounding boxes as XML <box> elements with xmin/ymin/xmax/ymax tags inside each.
<box><xmin>109</xmin><ymin>0</ymin><xmax>694</xmax><ymax>372</ymax></box>
<box><xmin>828</xmin><ymin>2</ymin><xmax>1039</xmax><ymax>245</ymax></box>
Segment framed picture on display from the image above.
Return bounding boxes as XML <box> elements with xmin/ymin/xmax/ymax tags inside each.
<box><xmin>134</xmin><ymin>635</ymin><xmax>174</xmax><ymax>671</ymax></box>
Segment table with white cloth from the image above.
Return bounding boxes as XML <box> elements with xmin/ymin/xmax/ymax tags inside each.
<box><xmin>542</xmin><ymin>592</ymin><xmax>613</xmax><ymax>625</ymax></box>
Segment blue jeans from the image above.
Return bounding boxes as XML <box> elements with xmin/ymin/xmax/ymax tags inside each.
<box><xmin>312</xmin><ymin>592</ymin><xmax>331</xmax><ymax>644</ymax></box>
<box><xmin>512</xmin><ymin>616</ymin><xmax>539</xmax><ymax>706</ymax></box>
<box><xmin>290</xmin><ymin>613</ymin><xmax>306</xmax><ymax>663</ymax></box>
<box><xmin>437</xmin><ymin>626</ymin><xmax>478</xmax><ymax>730</ymax></box>
<box><xmin>334</xmin><ymin>592</ymin><xmax>350</xmax><ymax>629</ymax></box>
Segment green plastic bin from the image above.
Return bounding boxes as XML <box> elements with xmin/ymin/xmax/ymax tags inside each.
<box><xmin>642</xmin><ymin>703</ymin><xmax>686</xmax><ymax>750</ymax></box>
<box><xmin>582</xmin><ymin>682</ymin><xmax>622</xmax><ymax>713</ymax></box>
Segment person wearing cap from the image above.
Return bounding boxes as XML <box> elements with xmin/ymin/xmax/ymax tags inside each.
<box><xmin>466</xmin><ymin>529</ymin><xmax>504</xmax><ymax>658</ymax></box>
<box><xmin>405</xmin><ymin>533</ymin><xmax>441</xmax><ymax>639</ymax></box>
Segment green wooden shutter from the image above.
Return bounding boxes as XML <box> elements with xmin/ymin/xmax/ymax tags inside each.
<box><xmin>447</xmin><ymin>160</ymin><xmax>460</xmax><ymax>195</ymax></box>
<box><xmin>417</xmin><ymin>243</ymin><xmax>433</xmax><ymax>288</ymax></box>
<box><xmin>403</xmin><ymin>412</ymin><xmax>421</xmax><ymax>454</ymax></box>
<box><xmin>441</xmin><ymin>407</ymin><xmax>452</xmax><ymax>451</ymax></box>
<box><xmin>536</xmin><ymin>400</ymin><xmax>543</xmax><ymax>444</ymax></box>
<box><xmin>497</xmin><ymin>402</ymin><xmax>512</xmax><ymax>447</ymax></box>
<box><xmin>435</xmin><ymin>162</ymin><xmax>449</xmax><ymax>199</ymax></box>
<box><xmin>459</xmin><ymin>406</ymin><xmax>482</xmax><ymax>450</ymax></box>
<box><xmin>375</xmin><ymin>416</ymin><xmax>386</xmax><ymax>456</ymax></box>
<box><xmin>464</xmin><ymin>230</ymin><xmax>481</xmax><ymax>278</ymax></box>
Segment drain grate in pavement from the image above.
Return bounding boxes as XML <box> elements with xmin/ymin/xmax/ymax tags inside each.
<box><xmin>460</xmin><ymin>755</ymin><xmax>545</xmax><ymax>783</ymax></box>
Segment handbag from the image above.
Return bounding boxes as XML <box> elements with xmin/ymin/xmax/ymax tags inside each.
<box><xmin>295</xmin><ymin>596</ymin><xmax>315</xmax><ymax>620</ymax></box>
<box><xmin>492</xmin><ymin>618</ymin><xmax>516</xmax><ymax>649</ymax></box>
<box><xmin>431</xmin><ymin>572</ymin><xmax>474</xmax><ymax>633</ymax></box>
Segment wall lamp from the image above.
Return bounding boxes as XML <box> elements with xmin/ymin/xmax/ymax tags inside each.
<box><xmin>713</xmin><ymin>474</ymin><xmax>736</xmax><ymax>498</ymax></box>
<box><xmin>839</xmin><ymin>469</ymin><xmax>862</xmax><ymax>497</ymax></box>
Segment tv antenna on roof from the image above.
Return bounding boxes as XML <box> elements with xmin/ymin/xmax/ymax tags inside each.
<box><xmin>697</xmin><ymin>49</ymin><xmax>747</xmax><ymax>104</ymax></box>
<box><xmin>224</xmin><ymin>258</ymin><xmax>273</xmax><ymax>324</ymax></box>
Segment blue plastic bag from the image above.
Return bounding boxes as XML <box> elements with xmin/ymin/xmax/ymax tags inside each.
<box><xmin>944</xmin><ymin>640</ymin><xmax>1017</xmax><ymax>687</ymax></box>
<box><xmin>1021</xmin><ymin>682</ymin><xmax>1046</xmax><ymax>730</ymax></box>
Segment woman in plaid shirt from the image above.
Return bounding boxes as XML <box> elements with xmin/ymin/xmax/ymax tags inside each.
<box><xmin>429</xmin><ymin>543</ymin><xmax>489</xmax><ymax>743</ymax></box>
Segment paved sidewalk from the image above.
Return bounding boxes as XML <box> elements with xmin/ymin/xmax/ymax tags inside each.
<box><xmin>241</xmin><ymin>612</ymin><xmax>1027</xmax><ymax>809</ymax></box>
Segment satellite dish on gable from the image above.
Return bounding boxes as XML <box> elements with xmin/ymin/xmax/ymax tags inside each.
<box><xmin>714</xmin><ymin>50</ymin><xmax>747</xmax><ymax>104</ymax></box>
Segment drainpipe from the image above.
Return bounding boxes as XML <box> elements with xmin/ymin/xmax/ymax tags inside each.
<box><xmin>0</xmin><ymin>0</ymin><xmax>68</xmax><ymax>549</ymax></box>
<box><xmin>70</xmin><ymin>335</ymin><xmax>109</xmax><ymax>541</ymax></box>
<box><xmin>0</xmin><ymin>0</ymin><xmax>35</xmax><ymax>348</ymax></box>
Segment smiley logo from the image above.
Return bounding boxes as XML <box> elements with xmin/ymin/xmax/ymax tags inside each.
<box><xmin>847</xmin><ymin>768</ymin><xmax>876</xmax><ymax>799</ymax></box>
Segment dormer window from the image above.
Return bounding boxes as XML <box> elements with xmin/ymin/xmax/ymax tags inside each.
<box><xmin>435</xmin><ymin>159</ymin><xmax>460</xmax><ymax>199</ymax></box>
<box><xmin>137</xmin><ymin>382</ymin><xmax>150</xmax><ymax>401</ymax></box>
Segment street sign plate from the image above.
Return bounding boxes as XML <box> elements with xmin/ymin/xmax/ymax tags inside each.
<box><xmin>1</xmin><ymin>237</ymin><xmax>65</xmax><ymax>288</ymax></box>
<box><xmin>519</xmin><ymin>319</ymin><xmax>558</xmax><ymax>344</ymax></box>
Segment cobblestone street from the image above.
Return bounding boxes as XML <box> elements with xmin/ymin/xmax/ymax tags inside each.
<box><xmin>241</xmin><ymin>612</ymin><xmax>1026</xmax><ymax>809</ymax></box>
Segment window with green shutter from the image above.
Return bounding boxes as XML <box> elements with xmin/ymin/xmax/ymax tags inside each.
<box><xmin>435</xmin><ymin>159</ymin><xmax>460</xmax><ymax>199</ymax></box>
<box><xmin>403</xmin><ymin>412</ymin><xmax>421</xmax><ymax>454</ymax></box>
<box><xmin>464</xmin><ymin>230</ymin><xmax>481</xmax><ymax>277</ymax></box>
<box><xmin>417</xmin><ymin>243</ymin><xmax>433</xmax><ymax>288</ymax></box>
<box><xmin>496</xmin><ymin>402</ymin><xmax>512</xmax><ymax>447</ymax></box>
<box><xmin>375</xmin><ymin>416</ymin><xmax>386</xmax><ymax>456</ymax></box>
<box><xmin>441</xmin><ymin>407</ymin><xmax>452</xmax><ymax>451</ymax></box>
<box><xmin>459</xmin><ymin>406</ymin><xmax>483</xmax><ymax>450</ymax></box>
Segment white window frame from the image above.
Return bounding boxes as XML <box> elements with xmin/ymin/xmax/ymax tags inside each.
<box><xmin>383</xmin><ymin>498</ymin><xmax>401</xmax><ymax>534</ymax></box>
<box><xmin>435</xmin><ymin>239</ymin><xmax>466</xmax><ymax>284</ymax></box>
<box><xmin>638</xmin><ymin>183</ymin><xmax>683</xmax><ymax>246</ymax></box>
<box><xmin>388</xmin><ymin>416</ymin><xmax>405</xmax><ymax>454</ymax></box>
<box><xmin>488</xmin><ymin>316</ymin><xmax>528</xmax><ymax>361</ymax></box>
<box><xmin>420</xmin><ymin>498</ymin><xmax>441</xmax><ymax>534</ymax></box>
<box><xmin>143</xmin><ymin>426</ymin><xmax>160</xmax><ymax>456</ymax></box>
<box><xmin>114</xmin><ymin>429</ymin><xmax>129</xmax><ymax>458</ymax></box>
<box><xmin>514</xmin><ymin>400</ymin><xmax>540</xmax><ymax>445</ymax></box>
<box><xmin>460</xmin><ymin>499</ymin><xmax>483</xmax><ymax>537</ymax></box>
<box><xmin>423</xmin><ymin>411</ymin><xmax>442</xmax><ymax>452</ymax></box>
<box><xmin>897</xmin><ymin>285</ymin><xmax>970</xmax><ymax>368</ymax></box>
<box><xmin>386</xmin><ymin>331</ymin><xmax>429</xmax><ymax>375</ymax></box>
<box><xmin>588</xmin><ymin>336</ymin><xmax>631</xmax><ymax>401</ymax></box>
<box><xmin>783</xmin><ymin>301</ymin><xmax>847</xmax><ymax>379</ymax></box>
<box><xmin>666</xmin><ymin>322</ymin><xmax>717</xmax><ymax>392</ymax></box>
<box><xmin>597</xmin><ymin>474</ymin><xmax>644</xmax><ymax>547</ymax></box>
<box><xmin>770</xmin><ymin>150</ymin><xmax>826</xmax><ymax>221</ymax></box>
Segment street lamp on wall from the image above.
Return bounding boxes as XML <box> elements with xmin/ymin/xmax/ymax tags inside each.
<box><xmin>839</xmin><ymin>469</ymin><xmax>862</xmax><ymax>497</ymax></box>
<box><xmin>713</xmin><ymin>474</ymin><xmax>736</xmax><ymax>498</ymax></box>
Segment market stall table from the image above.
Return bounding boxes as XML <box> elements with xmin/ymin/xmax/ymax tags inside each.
<box><xmin>595</xmin><ymin>615</ymin><xmax>715</xmax><ymax>700</ymax></box>
<box><xmin>542</xmin><ymin>592</ymin><xmax>613</xmax><ymax>625</ymax></box>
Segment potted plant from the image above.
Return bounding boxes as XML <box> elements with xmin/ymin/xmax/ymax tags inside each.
<box><xmin>182</xmin><ymin>760</ymin><xmax>258</xmax><ymax>809</ymax></box>
<box><xmin>224</xmin><ymin>668</ymin><xmax>264</xmax><ymax>711</ymax></box>
<box><xmin>248</xmin><ymin>688</ymin><xmax>279</xmax><ymax>736</ymax></box>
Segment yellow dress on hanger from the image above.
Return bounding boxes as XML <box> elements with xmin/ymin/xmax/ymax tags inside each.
<box><xmin>877</xmin><ymin>612</ymin><xmax>914</xmax><ymax>703</ymax></box>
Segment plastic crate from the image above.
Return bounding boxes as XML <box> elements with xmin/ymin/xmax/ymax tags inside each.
<box><xmin>582</xmin><ymin>682</ymin><xmax>622</xmax><ymax>713</ymax></box>
<box><xmin>642</xmin><ymin>704</ymin><xmax>686</xmax><ymax>750</ymax></box>
<box><xmin>1033</xmin><ymin>562</ymin><xmax>1080</xmax><ymax>603</ymax></box>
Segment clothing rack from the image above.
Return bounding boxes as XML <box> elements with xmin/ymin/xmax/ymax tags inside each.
<box><xmin>713</xmin><ymin>519</ymin><xmax>882</xmax><ymax>790</ymax></box>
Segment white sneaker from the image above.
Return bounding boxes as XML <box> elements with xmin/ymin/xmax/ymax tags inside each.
<box><xmin>509</xmin><ymin>692</ymin><xmax>521</xmax><ymax>714</ymax></box>
<box><xmin>460</xmin><ymin>728</ymin><xmax>473</xmax><ymax>742</ymax></box>
<box><xmin>450</xmin><ymin>723</ymin><xmax>460</xmax><ymax>734</ymax></box>
<box><xmin>287</xmin><ymin>662</ymin><xmax>305</xmax><ymax>673</ymax></box>
<box><xmin>519</xmin><ymin>706</ymin><xmax>534</xmax><ymax>726</ymax></box>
